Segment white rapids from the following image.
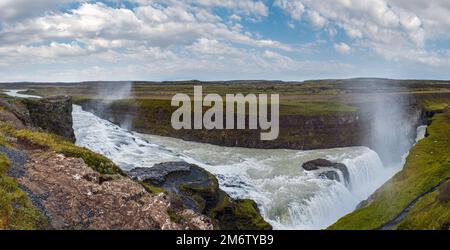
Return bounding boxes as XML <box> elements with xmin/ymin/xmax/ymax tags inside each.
<box><xmin>72</xmin><ymin>105</ymin><xmax>422</xmax><ymax>230</ymax></box>
<box><xmin>2</xmin><ymin>89</ymin><xmax>426</xmax><ymax>230</ymax></box>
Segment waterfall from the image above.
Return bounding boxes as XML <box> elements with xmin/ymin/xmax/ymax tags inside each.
<box><xmin>71</xmin><ymin>104</ymin><xmax>405</xmax><ymax>230</ymax></box>
<box><xmin>342</xmin><ymin>150</ymin><xmax>389</xmax><ymax>199</ymax></box>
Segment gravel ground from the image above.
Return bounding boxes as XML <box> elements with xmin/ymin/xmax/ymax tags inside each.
<box><xmin>0</xmin><ymin>146</ymin><xmax>28</xmax><ymax>178</ymax></box>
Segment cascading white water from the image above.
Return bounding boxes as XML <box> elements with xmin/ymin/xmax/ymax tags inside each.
<box><xmin>71</xmin><ymin>104</ymin><xmax>408</xmax><ymax>230</ymax></box>
<box><xmin>2</xmin><ymin>89</ymin><xmax>425</xmax><ymax>230</ymax></box>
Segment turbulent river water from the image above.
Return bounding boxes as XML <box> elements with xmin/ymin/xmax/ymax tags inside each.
<box><xmin>3</xmin><ymin>89</ymin><xmax>427</xmax><ymax>230</ymax></box>
<box><xmin>71</xmin><ymin>105</ymin><xmax>427</xmax><ymax>230</ymax></box>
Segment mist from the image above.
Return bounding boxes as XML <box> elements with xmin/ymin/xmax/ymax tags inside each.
<box><xmin>92</xmin><ymin>82</ymin><xmax>134</xmax><ymax>130</ymax></box>
<box><xmin>361</xmin><ymin>86</ymin><xmax>421</xmax><ymax>166</ymax></box>
<box><xmin>94</xmin><ymin>82</ymin><xmax>133</xmax><ymax>103</ymax></box>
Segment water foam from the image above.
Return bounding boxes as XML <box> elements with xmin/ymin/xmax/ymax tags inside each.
<box><xmin>72</xmin><ymin>105</ymin><xmax>410</xmax><ymax>229</ymax></box>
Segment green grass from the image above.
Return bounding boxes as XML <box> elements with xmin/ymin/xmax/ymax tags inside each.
<box><xmin>280</xmin><ymin>100</ymin><xmax>357</xmax><ymax>115</ymax></box>
<box><xmin>395</xmin><ymin>180</ymin><xmax>450</xmax><ymax>230</ymax></box>
<box><xmin>422</xmin><ymin>98</ymin><xmax>450</xmax><ymax>112</ymax></box>
<box><xmin>0</xmin><ymin>124</ymin><xmax>123</xmax><ymax>175</ymax></box>
<box><xmin>78</xmin><ymin>97</ymin><xmax>358</xmax><ymax>116</ymax></box>
<box><xmin>329</xmin><ymin>111</ymin><xmax>450</xmax><ymax>230</ymax></box>
<box><xmin>0</xmin><ymin>153</ymin><xmax>48</xmax><ymax>229</ymax></box>
<box><xmin>140</xmin><ymin>181</ymin><xmax>165</xmax><ymax>194</ymax></box>
<box><xmin>225</xmin><ymin>199</ymin><xmax>272</xmax><ymax>230</ymax></box>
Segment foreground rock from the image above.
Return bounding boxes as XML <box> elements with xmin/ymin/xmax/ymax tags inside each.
<box><xmin>128</xmin><ymin>162</ymin><xmax>272</xmax><ymax>230</ymax></box>
<box><xmin>302</xmin><ymin>158</ymin><xmax>350</xmax><ymax>185</ymax></box>
<box><xmin>18</xmin><ymin>151</ymin><xmax>212</xmax><ymax>230</ymax></box>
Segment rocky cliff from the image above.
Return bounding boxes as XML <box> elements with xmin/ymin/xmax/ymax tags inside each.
<box><xmin>0</xmin><ymin>96</ymin><xmax>76</xmax><ymax>142</ymax></box>
<box><xmin>77</xmin><ymin>97</ymin><xmax>427</xmax><ymax>154</ymax></box>
<box><xmin>24</xmin><ymin>96</ymin><xmax>76</xmax><ymax>142</ymax></box>
<box><xmin>78</xmin><ymin>99</ymin><xmax>366</xmax><ymax>150</ymax></box>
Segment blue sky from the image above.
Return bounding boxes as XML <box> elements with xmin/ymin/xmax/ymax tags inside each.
<box><xmin>0</xmin><ymin>0</ymin><xmax>450</xmax><ymax>82</ymax></box>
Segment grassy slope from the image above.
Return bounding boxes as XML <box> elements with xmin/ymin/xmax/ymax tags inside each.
<box><xmin>0</xmin><ymin>124</ymin><xmax>123</xmax><ymax>175</ymax></box>
<box><xmin>329</xmin><ymin>111</ymin><xmax>450</xmax><ymax>230</ymax></box>
<box><xmin>0</xmin><ymin>152</ymin><xmax>48</xmax><ymax>229</ymax></box>
<box><xmin>395</xmin><ymin>180</ymin><xmax>450</xmax><ymax>230</ymax></box>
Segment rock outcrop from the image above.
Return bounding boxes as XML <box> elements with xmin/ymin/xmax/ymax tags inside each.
<box><xmin>128</xmin><ymin>161</ymin><xmax>272</xmax><ymax>230</ymax></box>
<box><xmin>302</xmin><ymin>158</ymin><xmax>350</xmax><ymax>185</ymax></box>
<box><xmin>18</xmin><ymin>151</ymin><xmax>212</xmax><ymax>230</ymax></box>
<box><xmin>128</xmin><ymin>161</ymin><xmax>192</xmax><ymax>186</ymax></box>
<box><xmin>23</xmin><ymin>96</ymin><xmax>76</xmax><ymax>142</ymax></box>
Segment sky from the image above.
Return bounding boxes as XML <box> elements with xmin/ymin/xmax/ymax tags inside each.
<box><xmin>1</xmin><ymin>0</ymin><xmax>450</xmax><ymax>82</ymax></box>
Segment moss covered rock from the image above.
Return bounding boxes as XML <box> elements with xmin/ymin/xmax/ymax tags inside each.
<box><xmin>128</xmin><ymin>161</ymin><xmax>272</xmax><ymax>230</ymax></box>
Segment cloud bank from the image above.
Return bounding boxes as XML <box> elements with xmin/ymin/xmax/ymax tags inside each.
<box><xmin>0</xmin><ymin>0</ymin><xmax>449</xmax><ymax>81</ymax></box>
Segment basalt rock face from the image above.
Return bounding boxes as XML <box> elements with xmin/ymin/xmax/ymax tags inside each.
<box><xmin>77</xmin><ymin>99</ymin><xmax>366</xmax><ymax>150</ymax></box>
<box><xmin>128</xmin><ymin>162</ymin><xmax>272</xmax><ymax>230</ymax></box>
<box><xmin>23</xmin><ymin>96</ymin><xmax>76</xmax><ymax>142</ymax></box>
<box><xmin>302</xmin><ymin>158</ymin><xmax>350</xmax><ymax>185</ymax></box>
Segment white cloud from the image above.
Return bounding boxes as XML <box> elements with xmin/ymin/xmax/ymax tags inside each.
<box><xmin>274</xmin><ymin>0</ymin><xmax>450</xmax><ymax>66</ymax></box>
<box><xmin>1</xmin><ymin>0</ymin><xmax>449</xmax><ymax>81</ymax></box>
<box><xmin>0</xmin><ymin>3</ymin><xmax>290</xmax><ymax>50</ymax></box>
<box><xmin>0</xmin><ymin>1</ymin><xmax>350</xmax><ymax>81</ymax></box>
<box><xmin>334</xmin><ymin>42</ymin><xmax>351</xmax><ymax>54</ymax></box>
<box><xmin>0</xmin><ymin>0</ymin><xmax>79</xmax><ymax>21</ymax></box>
<box><xmin>274</xmin><ymin>0</ymin><xmax>305</xmax><ymax>20</ymax></box>
<box><xmin>229</xmin><ymin>14</ymin><xmax>242</xmax><ymax>21</ymax></box>
<box><xmin>132</xmin><ymin>0</ymin><xmax>269</xmax><ymax>17</ymax></box>
<box><xmin>306</xmin><ymin>11</ymin><xmax>327</xmax><ymax>28</ymax></box>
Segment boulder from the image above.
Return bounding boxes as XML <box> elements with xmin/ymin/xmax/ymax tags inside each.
<box><xmin>302</xmin><ymin>158</ymin><xmax>350</xmax><ymax>185</ymax></box>
<box><xmin>127</xmin><ymin>161</ymin><xmax>272</xmax><ymax>230</ymax></box>
<box><xmin>128</xmin><ymin>161</ymin><xmax>192</xmax><ymax>185</ymax></box>
<box><xmin>319</xmin><ymin>170</ymin><xmax>341</xmax><ymax>182</ymax></box>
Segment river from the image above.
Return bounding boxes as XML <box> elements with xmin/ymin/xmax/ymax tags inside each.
<box><xmin>3</xmin><ymin>89</ymin><xmax>427</xmax><ymax>230</ymax></box>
